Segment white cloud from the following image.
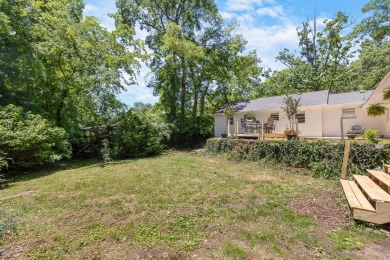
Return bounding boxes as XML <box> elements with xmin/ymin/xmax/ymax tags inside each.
<box><xmin>220</xmin><ymin>1</ymin><xmax>299</xmax><ymax>70</ymax></box>
<box><xmin>241</xmin><ymin>23</ymin><xmax>299</xmax><ymax>69</ymax></box>
<box><xmin>225</xmin><ymin>0</ymin><xmax>264</xmax><ymax>11</ymax></box>
<box><xmin>256</xmin><ymin>5</ymin><xmax>285</xmax><ymax>18</ymax></box>
<box><xmin>84</xmin><ymin>2</ymin><xmax>116</xmax><ymax>31</ymax></box>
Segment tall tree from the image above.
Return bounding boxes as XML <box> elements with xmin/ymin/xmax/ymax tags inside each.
<box><xmin>0</xmin><ymin>0</ymin><xmax>143</xmax><ymax>136</ymax></box>
<box><xmin>353</xmin><ymin>0</ymin><xmax>390</xmax><ymax>42</ymax></box>
<box><xmin>276</xmin><ymin>12</ymin><xmax>353</xmax><ymax>93</ymax></box>
<box><xmin>348</xmin><ymin>0</ymin><xmax>390</xmax><ymax>90</ymax></box>
<box><xmin>116</xmin><ymin>0</ymin><xmax>261</xmax><ymax>139</ymax></box>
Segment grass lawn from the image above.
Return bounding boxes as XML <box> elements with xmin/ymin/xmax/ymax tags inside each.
<box><xmin>0</xmin><ymin>152</ymin><xmax>389</xmax><ymax>259</ymax></box>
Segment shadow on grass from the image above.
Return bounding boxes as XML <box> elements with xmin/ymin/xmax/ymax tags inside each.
<box><xmin>3</xmin><ymin>152</ymin><xmax>169</xmax><ymax>187</ymax></box>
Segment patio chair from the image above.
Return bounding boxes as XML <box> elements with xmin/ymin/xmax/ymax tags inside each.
<box><xmin>350</xmin><ymin>125</ymin><xmax>364</xmax><ymax>135</ymax></box>
<box><xmin>265</xmin><ymin>117</ymin><xmax>276</xmax><ymax>133</ymax></box>
<box><xmin>240</xmin><ymin>118</ymin><xmax>249</xmax><ymax>133</ymax></box>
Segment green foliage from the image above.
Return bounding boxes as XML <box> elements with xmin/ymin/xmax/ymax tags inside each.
<box><xmin>116</xmin><ymin>0</ymin><xmax>262</xmax><ymax>144</ymax></box>
<box><xmin>275</xmin><ymin>12</ymin><xmax>353</xmax><ymax>93</ymax></box>
<box><xmin>224</xmin><ymin>243</ymin><xmax>247</xmax><ymax>259</ymax></box>
<box><xmin>367</xmin><ymin>104</ymin><xmax>387</xmax><ymax>116</ymax></box>
<box><xmin>110</xmin><ymin>106</ymin><xmax>171</xmax><ymax>159</ymax></box>
<box><xmin>354</xmin><ymin>0</ymin><xmax>390</xmax><ymax>41</ymax></box>
<box><xmin>245</xmin><ymin>111</ymin><xmax>257</xmax><ymax>121</ymax></box>
<box><xmin>282</xmin><ymin>96</ymin><xmax>301</xmax><ymax>130</ymax></box>
<box><xmin>0</xmin><ymin>174</ymin><xmax>7</xmax><ymax>189</ymax></box>
<box><xmin>346</xmin><ymin>40</ymin><xmax>390</xmax><ymax>91</ymax></box>
<box><xmin>0</xmin><ymin>105</ymin><xmax>71</xmax><ymax>168</ymax></box>
<box><xmin>362</xmin><ymin>129</ymin><xmax>380</xmax><ymax>144</ymax></box>
<box><xmin>0</xmin><ymin>0</ymin><xmax>142</xmax><ymax>140</ymax></box>
<box><xmin>328</xmin><ymin>224</ymin><xmax>385</xmax><ymax>250</ymax></box>
<box><xmin>0</xmin><ymin>151</ymin><xmax>8</xmax><ymax>189</ymax></box>
<box><xmin>205</xmin><ymin>138</ymin><xmax>390</xmax><ymax>179</ymax></box>
<box><xmin>224</xmin><ymin>105</ymin><xmax>236</xmax><ymax>118</ymax></box>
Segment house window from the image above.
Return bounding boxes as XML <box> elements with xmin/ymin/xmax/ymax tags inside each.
<box><xmin>228</xmin><ymin>117</ymin><xmax>234</xmax><ymax>125</ymax></box>
<box><xmin>296</xmin><ymin>111</ymin><xmax>305</xmax><ymax>124</ymax></box>
<box><xmin>342</xmin><ymin>108</ymin><xmax>356</xmax><ymax>119</ymax></box>
<box><xmin>270</xmin><ymin>112</ymin><xmax>279</xmax><ymax>121</ymax></box>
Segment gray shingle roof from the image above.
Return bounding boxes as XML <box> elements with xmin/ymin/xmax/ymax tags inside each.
<box><xmin>213</xmin><ymin>89</ymin><xmax>374</xmax><ymax>114</ymax></box>
<box><xmin>328</xmin><ymin>90</ymin><xmax>374</xmax><ymax>105</ymax></box>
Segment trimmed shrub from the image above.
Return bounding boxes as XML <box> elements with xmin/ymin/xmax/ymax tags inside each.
<box><xmin>205</xmin><ymin>138</ymin><xmax>390</xmax><ymax>179</ymax></box>
<box><xmin>110</xmin><ymin>109</ymin><xmax>171</xmax><ymax>159</ymax></box>
<box><xmin>0</xmin><ymin>105</ymin><xmax>71</xmax><ymax>168</ymax></box>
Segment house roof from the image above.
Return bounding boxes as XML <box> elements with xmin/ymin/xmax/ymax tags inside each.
<box><xmin>213</xmin><ymin>89</ymin><xmax>375</xmax><ymax>114</ymax></box>
<box><xmin>362</xmin><ymin>70</ymin><xmax>390</xmax><ymax>108</ymax></box>
<box><xmin>328</xmin><ymin>90</ymin><xmax>374</xmax><ymax>105</ymax></box>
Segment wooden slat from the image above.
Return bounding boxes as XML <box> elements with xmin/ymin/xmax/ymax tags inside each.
<box><xmin>340</xmin><ymin>180</ymin><xmax>362</xmax><ymax>209</ymax></box>
<box><xmin>367</xmin><ymin>169</ymin><xmax>390</xmax><ymax>189</ymax></box>
<box><xmin>354</xmin><ymin>175</ymin><xmax>390</xmax><ymax>202</ymax></box>
<box><xmin>348</xmin><ymin>180</ymin><xmax>376</xmax><ymax>212</ymax></box>
<box><xmin>383</xmin><ymin>164</ymin><xmax>390</xmax><ymax>174</ymax></box>
<box><xmin>340</xmin><ymin>180</ymin><xmax>375</xmax><ymax>212</ymax></box>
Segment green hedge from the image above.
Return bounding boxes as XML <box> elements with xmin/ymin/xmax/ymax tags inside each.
<box><xmin>205</xmin><ymin>138</ymin><xmax>390</xmax><ymax>179</ymax></box>
<box><xmin>0</xmin><ymin>105</ymin><xmax>71</xmax><ymax>168</ymax></box>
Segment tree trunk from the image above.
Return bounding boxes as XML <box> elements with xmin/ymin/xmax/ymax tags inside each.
<box><xmin>56</xmin><ymin>87</ymin><xmax>68</xmax><ymax>127</ymax></box>
<box><xmin>180</xmin><ymin>59</ymin><xmax>186</xmax><ymax>120</ymax></box>
<box><xmin>199</xmin><ymin>82</ymin><xmax>209</xmax><ymax>117</ymax></box>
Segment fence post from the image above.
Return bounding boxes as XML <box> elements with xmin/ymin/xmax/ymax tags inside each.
<box><xmin>227</xmin><ymin>118</ymin><xmax>231</xmax><ymax>137</ymax></box>
<box><xmin>340</xmin><ymin>117</ymin><xmax>344</xmax><ymax>140</ymax></box>
<box><xmin>340</xmin><ymin>141</ymin><xmax>351</xmax><ymax>180</ymax></box>
<box><xmin>236</xmin><ymin>119</ymin><xmax>239</xmax><ymax>138</ymax></box>
<box><xmin>261</xmin><ymin>119</ymin><xmax>265</xmax><ymax>140</ymax></box>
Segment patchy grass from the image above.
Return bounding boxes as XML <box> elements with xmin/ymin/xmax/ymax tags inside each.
<box><xmin>0</xmin><ymin>152</ymin><xmax>388</xmax><ymax>259</ymax></box>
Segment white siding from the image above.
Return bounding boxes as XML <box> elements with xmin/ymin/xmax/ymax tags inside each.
<box><xmin>214</xmin><ymin>104</ymin><xmax>389</xmax><ymax>138</ymax></box>
<box><xmin>214</xmin><ymin>114</ymin><xmax>226</xmax><ymax>137</ymax></box>
<box><xmin>322</xmin><ymin>105</ymin><xmax>387</xmax><ymax>137</ymax></box>
<box><xmin>382</xmin><ymin>104</ymin><xmax>390</xmax><ymax>137</ymax></box>
<box><xmin>297</xmin><ymin>108</ymin><xmax>322</xmax><ymax>137</ymax></box>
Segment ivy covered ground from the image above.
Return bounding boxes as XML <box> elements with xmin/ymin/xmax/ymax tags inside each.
<box><xmin>0</xmin><ymin>152</ymin><xmax>389</xmax><ymax>259</ymax></box>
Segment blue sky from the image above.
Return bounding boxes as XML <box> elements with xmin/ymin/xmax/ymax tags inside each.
<box><xmin>84</xmin><ymin>0</ymin><xmax>369</xmax><ymax>106</ymax></box>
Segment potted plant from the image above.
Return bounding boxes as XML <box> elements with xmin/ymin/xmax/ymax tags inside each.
<box><xmin>282</xmin><ymin>96</ymin><xmax>301</xmax><ymax>140</ymax></box>
<box><xmin>223</xmin><ymin>104</ymin><xmax>236</xmax><ymax>138</ymax></box>
<box><xmin>284</xmin><ymin>124</ymin><xmax>295</xmax><ymax>136</ymax></box>
<box><xmin>346</xmin><ymin>130</ymin><xmax>357</xmax><ymax>139</ymax></box>
<box><xmin>245</xmin><ymin>111</ymin><xmax>257</xmax><ymax>122</ymax></box>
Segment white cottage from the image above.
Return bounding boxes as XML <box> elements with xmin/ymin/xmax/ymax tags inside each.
<box><xmin>213</xmin><ymin>71</ymin><xmax>390</xmax><ymax>138</ymax></box>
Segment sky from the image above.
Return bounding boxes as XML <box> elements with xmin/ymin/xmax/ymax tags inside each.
<box><xmin>84</xmin><ymin>0</ymin><xmax>369</xmax><ymax>106</ymax></box>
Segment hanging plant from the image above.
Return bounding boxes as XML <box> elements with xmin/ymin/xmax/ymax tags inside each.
<box><xmin>383</xmin><ymin>89</ymin><xmax>390</xmax><ymax>101</ymax></box>
<box><xmin>367</xmin><ymin>104</ymin><xmax>387</xmax><ymax>116</ymax></box>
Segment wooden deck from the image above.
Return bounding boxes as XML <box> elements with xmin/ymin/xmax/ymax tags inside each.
<box><xmin>235</xmin><ymin>133</ymin><xmax>285</xmax><ymax>139</ymax></box>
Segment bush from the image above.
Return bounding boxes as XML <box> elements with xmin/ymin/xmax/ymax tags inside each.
<box><xmin>0</xmin><ymin>153</ymin><xmax>8</xmax><ymax>189</ymax></box>
<box><xmin>205</xmin><ymin>138</ymin><xmax>390</xmax><ymax>179</ymax></box>
<box><xmin>362</xmin><ymin>129</ymin><xmax>379</xmax><ymax>144</ymax></box>
<box><xmin>110</xmin><ymin>108</ymin><xmax>171</xmax><ymax>159</ymax></box>
<box><xmin>0</xmin><ymin>105</ymin><xmax>71</xmax><ymax>168</ymax></box>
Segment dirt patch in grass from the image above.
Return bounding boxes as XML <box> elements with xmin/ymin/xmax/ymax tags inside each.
<box><xmin>0</xmin><ymin>239</ymin><xmax>41</xmax><ymax>259</ymax></box>
<box><xmin>137</xmin><ymin>247</ymin><xmax>184</xmax><ymax>259</ymax></box>
<box><xmin>247</xmin><ymin>174</ymin><xmax>278</xmax><ymax>182</ymax></box>
<box><xmin>351</xmin><ymin>239</ymin><xmax>390</xmax><ymax>259</ymax></box>
<box><xmin>206</xmin><ymin>157</ymin><xmax>224</xmax><ymax>163</ymax></box>
<box><xmin>0</xmin><ymin>191</ymin><xmax>35</xmax><ymax>201</ymax></box>
<box><xmin>288</xmin><ymin>188</ymin><xmax>350</xmax><ymax>233</ymax></box>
